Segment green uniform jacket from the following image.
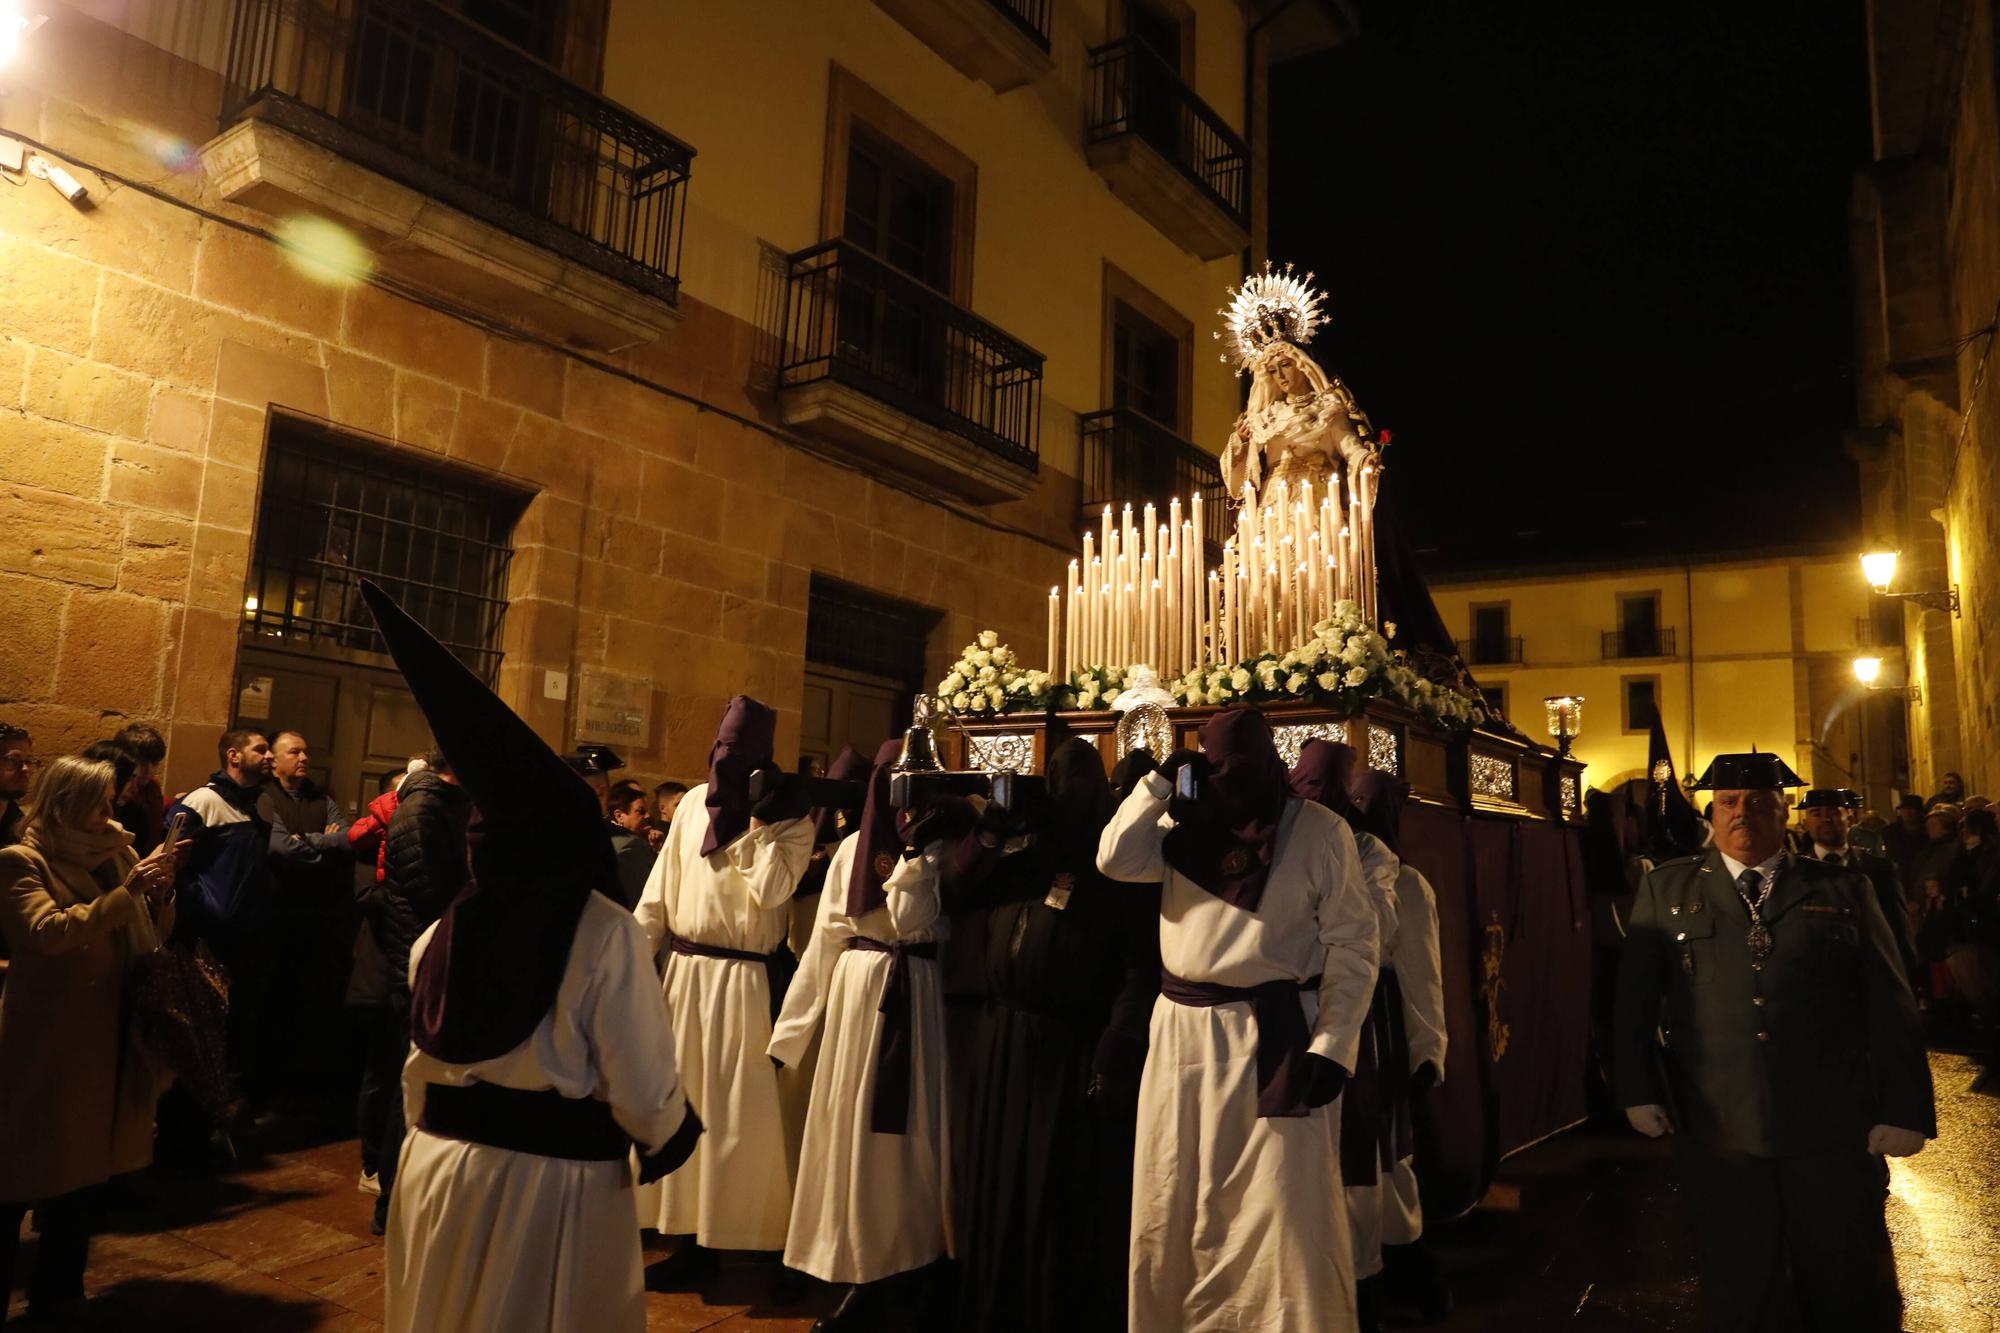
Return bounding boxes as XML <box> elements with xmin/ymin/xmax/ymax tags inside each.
<box><xmin>1612</xmin><ymin>848</ymin><xmax>1934</xmax><ymax>1158</ymax></box>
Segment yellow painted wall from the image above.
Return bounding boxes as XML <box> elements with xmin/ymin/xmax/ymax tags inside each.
<box><xmin>1431</xmin><ymin>553</ymin><xmax>1892</xmax><ymax>799</ymax></box>
<box><xmin>604</xmin><ymin>0</ymin><xmax>1252</xmax><ymax>479</ymax></box>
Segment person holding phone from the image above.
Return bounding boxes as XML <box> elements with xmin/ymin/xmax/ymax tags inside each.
<box><xmin>1097</xmin><ymin>707</ymin><xmax>1380</xmax><ymax>1332</ymax></box>
<box><xmin>0</xmin><ymin>753</ymin><xmax>189</xmax><ymax>1322</ymax></box>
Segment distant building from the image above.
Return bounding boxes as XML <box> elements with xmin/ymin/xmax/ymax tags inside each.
<box><xmin>1428</xmin><ymin>547</ymin><xmax>1907</xmax><ymax>812</ymax></box>
<box><xmin>1851</xmin><ymin>2</ymin><xmax>2000</xmax><ymax>800</ymax></box>
<box><xmin>0</xmin><ymin>0</ymin><xmax>1348</xmax><ymax>803</ymax></box>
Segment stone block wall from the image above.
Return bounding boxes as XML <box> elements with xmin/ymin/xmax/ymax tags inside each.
<box><xmin>0</xmin><ymin>21</ymin><xmax>1072</xmax><ymax>793</ymax></box>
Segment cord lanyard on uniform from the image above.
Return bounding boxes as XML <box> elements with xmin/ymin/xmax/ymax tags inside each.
<box><xmin>1734</xmin><ymin>864</ymin><xmax>1778</xmax><ymax>963</ymax></box>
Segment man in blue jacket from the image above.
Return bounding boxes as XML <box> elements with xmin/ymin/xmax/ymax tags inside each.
<box><xmin>167</xmin><ymin>728</ymin><xmax>278</xmax><ymax>1115</ymax></box>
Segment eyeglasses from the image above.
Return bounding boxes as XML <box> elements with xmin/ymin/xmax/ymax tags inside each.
<box><xmin>0</xmin><ymin>755</ymin><xmax>42</xmax><ymax>774</ymax></box>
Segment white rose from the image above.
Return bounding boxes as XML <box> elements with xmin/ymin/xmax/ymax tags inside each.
<box><xmin>987</xmin><ymin>685</ymin><xmax>1004</xmax><ymax>707</ymax></box>
<box><xmin>978</xmin><ymin>630</ymin><xmax>999</xmax><ymax>649</ymax></box>
<box><xmin>1231</xmin><ymin>668</ymin><xmax>1252</xmax><ymax>692</ymax></box>
<box><xmin>1316</xmin><ymin>671</ymin><xmax>1339</xmax><ymax>691</ymax></box>
<box><xmin>942</xmin><ymin>671</ymin><xmax>965</xmax><ymax>693</ymax></box>
<box><xmin>971</xmin><ymin>649</ymin><xmax>992</xmax><ymax>669</ymax></box>
<box><xmin>978</xmin><ymin>665</ymin><xmax>997</xmax><ymax>684</ymax></box>
<box><xmin>1185</xmin><ymin>688</ymin><xmax>1206</xmax><ymax>705</ymax></box>
<box><xmin>1286</xmin><ymin>672</ymin><xmax>1306</xmax><ymax>693</ymax></box>
<box><xmin>952</xmin><ymin>691</ymin><xmax>972</xmax><ymax>711</ymax></box>
<box><xmin>1344</xmin><ymin>666</ymin><xmax>1369</xmax><ymax>688</ymax></box>
<box><xmin>1079</xmin><ymin>687</ymin><xmax>1100</xmax><ymax>708</ymax></box>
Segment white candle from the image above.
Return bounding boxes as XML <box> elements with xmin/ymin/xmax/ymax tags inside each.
<box><xmin>1048</xmin><ymin>587</ymin><xmax>1061</xmax><ymax>680</ymax></box>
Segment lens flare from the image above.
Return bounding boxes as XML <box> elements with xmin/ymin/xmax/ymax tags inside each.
<box><xmin>274</xmin><ymin>215</ymin><xmax>371</xmax><ymax>287</ymax></box>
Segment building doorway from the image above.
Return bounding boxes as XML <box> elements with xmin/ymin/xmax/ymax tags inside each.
<box><xmin>802</xmin><ymin>576</ymin><xmax>937</xmax><ymax>770</ymax></box>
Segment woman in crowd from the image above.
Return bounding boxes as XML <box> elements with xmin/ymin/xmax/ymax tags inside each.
<box><xmin>0</xmin><ymin>753</ymin><xmax>184</xmax><ymax>1320</ymax></box>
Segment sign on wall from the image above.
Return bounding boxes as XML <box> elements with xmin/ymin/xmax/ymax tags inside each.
<box><xmin>575</xmin><ymin>669</ymin><xmax>652</xmax><ymax>749</ymax></box>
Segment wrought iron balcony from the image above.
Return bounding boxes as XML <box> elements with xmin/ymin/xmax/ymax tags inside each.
<box><xmin>1602</xmin><ymin>628</ymin><xmax>1677</xmax><ymax>660</ymax></box>
<box><xmin>1085</xmin><ymin>37</ymin><xmax>1249</xmax><ymax>259</ymax></box>
<box><xmin>1079</xmin><ymin>409</ymin><xmax>1228</xmax><ymax>553</ymax></box>
<box><xmin>1457</xmin><ymin>635</ymin><xmax>1524</xmax><ymax>666</ymax></box>
<box><xmin>777</xmin><ymin>240</ymin><xmax>1043</xmax><ymax>498</ymax></box>
<box><xmin>872</xmin><ymin>0</ymin><xmax>1051</xmax><ymax>91</ymax></box>
<box><xmin>221</xmin><ymin>0</ymin><xmax>693</xmax><ymax>306</ymax></box>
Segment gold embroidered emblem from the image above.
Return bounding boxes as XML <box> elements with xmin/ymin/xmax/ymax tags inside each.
<box><xmin>1481</xmin><ymin>916</ymin><xmax>1511</xmax><ymax>1063</ymax></box>
<box><xmin>1221</xmin><ymin>848</ymin><xmax>1251</xmax><ymax>876</ymax></box>
<box><xmin>872</xmin><ymin>850</ymin><xmax>897</xmax><ymax>878</ymax></box>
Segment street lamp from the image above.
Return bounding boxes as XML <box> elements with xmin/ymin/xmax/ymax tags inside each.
<box><xmin>1859</xmin><ymin>549</ymin><xmax>1960</xmax><ymax>617</ymax></box>
<box><xmin>1543</xmin><ymin>694</ymin><xmax>1583</xmax><ymax>759</ymax></box>
<box><xmin>1852</xmin><ymin>654</ymin><xmax>1919</xmax><ymax>702</ymax></box>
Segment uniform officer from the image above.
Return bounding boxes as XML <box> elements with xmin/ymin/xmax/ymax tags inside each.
<box><xmin>1612</xmin><ymin>752</ymin><xmax>1935</xmax><ymax>1333</ymax></box>
<box><xmin>1800</xmin><ymin>788</ymin><xmax>1922</xmax><ymax>995</ymax></box>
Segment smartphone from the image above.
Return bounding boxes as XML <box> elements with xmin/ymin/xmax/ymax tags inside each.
<box><xmin>1175</xmin><ymin>766</ymin><xmax>1200</xmax><ymax>803</ymax></box>
<box><xmin>163</xmin><ymin>809</ymin><xmax>188</xmax><ymax>852</ymax></box>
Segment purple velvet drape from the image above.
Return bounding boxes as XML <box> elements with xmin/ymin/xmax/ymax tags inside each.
<box><xmin>1397</xmin><ymin>805</ymin><xmax>1593</xmax><ymax>1220</ymax></box>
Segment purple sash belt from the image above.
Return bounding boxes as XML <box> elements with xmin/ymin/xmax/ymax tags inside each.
<box><xmin>420</xmin><ymin>1081</ymin><xmax>629</xmax><ymax>1161</ymax></box>
<box><xmin>1161</xmin><ymin>968</ymin><xmax>1322</xmax><ymax>1118</ymax></box>
<box><xmin>1340</xmin><ymin>970</ymin><xmax>1413</xmax><ymax>1182</ymax></box>
<box><xmin>844</xmin><ymin>937</ymin><xmax>939</xmax><ymax>1135</ymax></box>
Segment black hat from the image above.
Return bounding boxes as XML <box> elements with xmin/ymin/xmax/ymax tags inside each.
<box><xmin>360</xmin><ymin>579</ymin><xmax>615</xmax><ymax>1066</ymax></box>
<box><xmin>1800</xmin><ymin>788</ymin><xmax>1853</xmax><ymax>810</ymax></box>
<box><xmin>1690</xmin><ymin>750</ymin><xmax>1804</xmax><ymax>791</ymax></box>
<box><xmin>1897</xmin><ymin>794</ymin><xmax>1925</xmax><ymax>812</ymax></box>
<box><xmin>567</xmin><ymin>743</ymin><xmax>624</xmax><ymax>775</ymax></box>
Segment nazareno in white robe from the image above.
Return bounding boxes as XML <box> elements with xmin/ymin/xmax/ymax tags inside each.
<box><xmin>632</xmin><ymin>785</ymin><xmax>813</xmax><ymax>1250</ymax></box>
<box><xmin>768</xmin><ymin>833</ymin><xmax>953</xmax><ymax>1284</ymax></box>
<box><xmin>1098</xmin><ymin>772</ymin><xmax>1380</xmax><ymax>1333</ymax></box>
<box><xmin>385</xmin><ymin>892</ymin><xmax>694</xmax><ymax>1333</ymax></box>
<box><xmin>1348</xmin><ymin>861</ymin><xmax>1448</xmax><ymax>1276</ymax></box>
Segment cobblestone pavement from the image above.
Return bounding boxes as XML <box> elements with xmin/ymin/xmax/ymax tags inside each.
<box><xmin>7</xmin><ymin>1053</ymin><xmax>1995</xmax><ymax>1330</ymax></box>
<box><xmin>1423</xmin><ymin>1052</ymin><xmax>2000</xmax><ymax>1332</ymax></box>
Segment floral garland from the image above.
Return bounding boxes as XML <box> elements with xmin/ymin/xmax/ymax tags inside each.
<box><xmin>1169</xmin><ymin>601</ymin><xmax>1486</xmax><ymax>732</ymax></box>
<box><xmin>1068</xmin><ymin>664</ymin><xmax>1129</xmax><ymax>712</ymax></box>
<box><xmin>938</xmin><ymin>632</ymin><xmax>1067</xmax><ymax>715</ymax></box>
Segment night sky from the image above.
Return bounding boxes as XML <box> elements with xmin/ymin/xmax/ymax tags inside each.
<box><xmin>1269</xmin><ymin>1</ymin><xmax>1869</xmax><ymax>574</ymax></box>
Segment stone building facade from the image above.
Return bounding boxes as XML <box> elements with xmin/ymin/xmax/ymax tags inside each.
<box><xmin>0</xmin><ymin>0</ymin><xmax>1347</xmax><ymax>803</ymax></box>
<box><xmin>1852</xmin><ymin>0</ymin><xmax>2000</xmax><ymax>798</ymax></box>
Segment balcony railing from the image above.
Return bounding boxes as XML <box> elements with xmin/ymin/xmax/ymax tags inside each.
<box><xmin>1603</xmin><ymin>627</ymin><xmax>1677</xmax><ymax>659</ymax></box>
<box><xmin>780</xmin><ymin>240</ymin><xmax>1044</xmax><ymax>470</ymax></box>
<box><xmin>1079</xmin><ymin>408</ymin><xmax>1227</xmax><ymax>552</ymax></box>
<box><xmin>988</xmin><ymin>0</ymin><xmax>1052</xmax><ymax>51</ymax></box>
<box><xmin>222</xmin><ymin>0</ymin><xmax>694</xmax><ymax>304</ymax></box>
<box><xmin>1457</xmin><ymin>636</ymin><xmax>1524</xmax><ymax>666</ymax></box>
<box><xmin>1086</xmin><ymin>37</ymin><xmax>1249</xmax><ymax>228</ymax></box>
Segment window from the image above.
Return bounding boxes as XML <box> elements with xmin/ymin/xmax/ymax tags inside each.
<box><xmin>1123</xmin><ymin>0</ymin><xmax>1190</xmax><ymax>156</ymax></box>
<box><xmin>1111</xmin><ymin>301</ymin><xmax>1183</xmax><ymax>430</ymax></box>
<box><xmin>1472</xmin><ymin>604</ymin><xmax>1509</xmax><ymax>662</ymax></box>
<box><xmin>844</xmin><ymin>132</ymin><xmax>954</xmax><ymax>291</ymax></box>
<box><xmin>1623</xmin><ymin>675</ymin><xmax>1661</xmax><ymax>735</ymax></box>
<box><xmin>1480</xmin><ymin>684</ymin><xmax>1508</xmax><ymax>721</ymax></box>
<box><xmin>244</xmin><ymin>419</ymin><xmax>526</xmax><ymax>682</ymax></box>
<box><xmin>1619</xmin><ymin>591</ymin><xmax>1661</xmax><ymax>657</ymax></box>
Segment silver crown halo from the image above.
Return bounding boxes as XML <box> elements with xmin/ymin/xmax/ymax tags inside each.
<box><xmin>1214</xmin><ymin>261</ymin><xmax>1327</xmax><ymax>371</ymax></box>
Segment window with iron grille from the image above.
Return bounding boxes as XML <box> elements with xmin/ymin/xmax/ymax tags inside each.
<box><xmin>244</xmin><ymin>422</ymin><xmax>526</xmax><ymax>681</ymax></box>
<box><xmin>805</xmin><ymin>576</ymin><xmax>938</xmax><ymax>689</ymax></box>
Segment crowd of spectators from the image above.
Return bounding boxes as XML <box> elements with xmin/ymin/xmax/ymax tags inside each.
<box><xmin>0</xmin><ymin>716</ymin><xmax>688</xmax><ymax>1319</ymax></box>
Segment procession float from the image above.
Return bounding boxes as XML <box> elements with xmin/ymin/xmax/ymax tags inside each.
<box><xmin>922</xmin><ymin>266</ymin><xmax>1593</xmax><ymax>1218</ymax></box>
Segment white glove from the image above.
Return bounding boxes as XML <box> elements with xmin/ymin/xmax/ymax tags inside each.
<box><xmin>1624</xmin><ymin>1104</ymin><xmax>1674</xmax><ymax>1138</ymax></box>
<box><xmin>1866</xmin><ymin>1124</ymin><xmax>1925</xmax><ymax>1157</ymax></box>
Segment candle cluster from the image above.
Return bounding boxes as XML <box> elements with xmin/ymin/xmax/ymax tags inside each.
<box><xmin>1047</xmin><ymin>465</ymin><xmax>1382</xmax><ymax>681</ymax></box>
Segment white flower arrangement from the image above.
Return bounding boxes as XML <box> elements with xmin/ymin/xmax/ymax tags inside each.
<box><xmin>1163</xmin><ymin>600</ymin><xmax>1486</xmax><ymax>732</ymax></box>
<box><xmin>1068</xmin><ymin>663</ymin><xmax>1131</xmax><ymax>712</ymax></box>
<box><xmin>938</xmin><ymin>633</ymin><xmax>1068</xmax><ymax>714</ymax></box>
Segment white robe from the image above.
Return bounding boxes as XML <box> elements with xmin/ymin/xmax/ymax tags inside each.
<box><xmin>1098</xmin><ymin>773</ymin><xmax>1380</xmax><ymax>1333</ymax></box>
<box><xmin>768</xmin><ymin>834</ymin><xmax>953</xmax><ymax>1284</ymax></box>
<box><xmin>1347</xmin><ymin>863</ymin><xmax>1449</xmax><ymax>1272</ymax></box>
<box><xmin>385</xmin><ymin>893</ymin><xmax>693</xmax><ymax>1333</ymax></box>
<box><xmin>632</xmin><ymin>787</ymin><xmax>813</xmax><ymax>1250</ymax></box>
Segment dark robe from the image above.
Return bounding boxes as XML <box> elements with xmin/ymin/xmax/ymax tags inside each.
<box><xmin>952</xmin><ymin>742</ymin><xmax>1155</xmax><ymax>1333</ymax></box>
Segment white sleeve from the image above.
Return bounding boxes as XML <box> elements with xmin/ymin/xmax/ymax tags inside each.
<box><xmin>731</xmin><ymin>815</ymin><xmax>816</xmax><ymax>910</ymax></box>
<box><xmin>1097</xmin><ymin>772</ymin><xmax>1173</xmax><ymax>883</ymax></box>
<box><xmin>1394</xmin><ymin>866</ymin><xmax>1449</xmax><ymax>1076</ymax></box>
<box><xmin>769</xmin><ymin>837</ymin><xmax>852</xmax><ymax>1068</ymax></box>
<box><xmin>1308</xmin><ymin>811</ymin><xmax>1381</xmax><ymax>1071</ymax></box>
<box><xmin>882</xmin><ymin>841</ymin><xmax>944</xmax><ymax>939</ymax></box>
<box><xmin>1355</xmin><ymin>830</ymin><xmax>1402</xmax><ymax>947</ymax></box>
<box><xmin>631</xmin><ymin>809</ymin><xmax>686</xmax><ymax>958</ymax></box>
<box><xmin>586</xmin><ymin>913</ymin><xmax>692</xmax><ymax>1152</ymax></box>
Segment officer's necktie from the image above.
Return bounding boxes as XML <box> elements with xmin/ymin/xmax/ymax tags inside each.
<box><xmin>1736</xmin><ymin>868</ymin><xmax>1763</xmax><ymax>897</ymax></box>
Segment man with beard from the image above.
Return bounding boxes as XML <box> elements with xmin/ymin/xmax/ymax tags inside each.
<box><xmin>633</xmin><ymin>697</ymin><xmax>814</xmax><ymax>1287</ymax></box>
<box><xmin>953</xmin><ymin>738</ymin><xmax>1158</xmax><ymax>1332</ymax></box>
<box><xmin>1614</xmin><ymin>752</ymin><xmax>1933</xmax><ymax>1332</ymax></box>
<box><xmin>1098</xmin><ymin>707</ymin><xmax>1379</xmax><ymax>1331</ymax></box>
